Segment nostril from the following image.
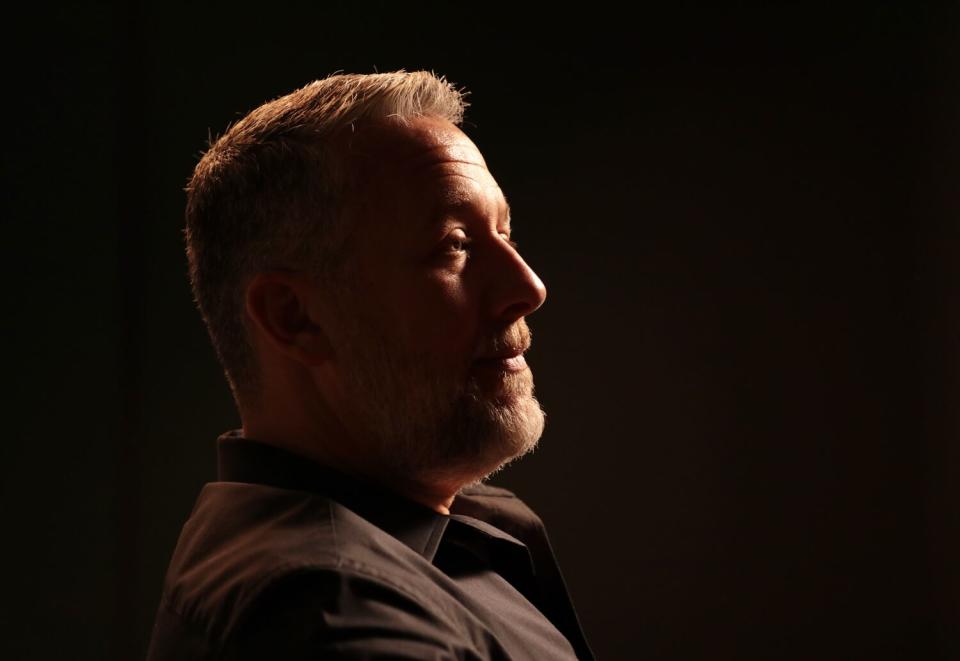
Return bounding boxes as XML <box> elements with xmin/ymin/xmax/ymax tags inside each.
<box><xmin>499</xmin><ymin>301</ymin><xmax>535</xmax><ymax>324</ymax></box>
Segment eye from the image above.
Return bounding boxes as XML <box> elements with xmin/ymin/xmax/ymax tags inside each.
<box><xmin>500</xmin><ymin>232</ymin><xmax>518</xmax><ymax>249</ymax></box>
<box><xmin>444</xmin><ymin>229</ymin><xmax>470</xmax><ymax>255</ymax></box>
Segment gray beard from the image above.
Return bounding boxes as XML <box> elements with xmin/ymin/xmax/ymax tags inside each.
<box><xmin>333</xmin><ymin>317</ymin><xmax>545</xmax><ymax>486</ymax></box>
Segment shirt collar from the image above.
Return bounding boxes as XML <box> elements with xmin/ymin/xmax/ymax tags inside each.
<box><xmin>215</xmin><ymin>431</ymin><xmax>450</xmax><ymax>562</ymax></box>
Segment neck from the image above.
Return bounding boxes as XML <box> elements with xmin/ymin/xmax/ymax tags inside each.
<box><xmin>239</xmin><ymin>424</ymin><xmax>462</xmax><ymax>517</ymax></box>
<box><xmin>373</xmin><ymin>474</ymin><xmax>458</xmax><ymax>515</ymax></box>
<box><xmin>240</xmin><ymin>383</ymin><xmax>469</xmax><ymax>515</ymax></box>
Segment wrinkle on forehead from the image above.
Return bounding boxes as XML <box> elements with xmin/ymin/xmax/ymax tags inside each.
<box><xmin>345</xmin><ymin>116</ymin><xmax>487</xmax><ymax>173</ymax></box>
<box><xmin>407</xmin><ymin>143</ymin><xmax>488</xmax><ymax>171</ymax></box>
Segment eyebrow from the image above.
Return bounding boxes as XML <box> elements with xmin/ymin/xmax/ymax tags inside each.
<box><xmin>426</xmin><ymin>195</ymin><xmax>512</xmax><ymax>232</ymax></box>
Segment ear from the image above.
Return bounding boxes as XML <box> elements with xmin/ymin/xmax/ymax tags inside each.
<box><xmin>244</xmin><ymin>271</ymin><xmax>333</xmax><ymax>367</ymax></box>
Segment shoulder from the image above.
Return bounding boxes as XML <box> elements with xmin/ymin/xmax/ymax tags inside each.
<box><xmin>153</xmin><ymin>560</ymin><xmax>499</xmax><ymax>661</ymax></box>
<box><xmin>217</xmin><ymin>565</ymin><xmax>501</xmax><ymax>660</ymax></box>
<box><xmin>155</xmin><ymin>482</ymin><xmax>454</xmax><ymax>652</ymax></box>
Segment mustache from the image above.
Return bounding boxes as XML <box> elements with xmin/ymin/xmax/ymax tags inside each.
<box><xmin>474</xmin><ymin>321</ymin><xmax>532</xmax><ymax>360</ymax></box>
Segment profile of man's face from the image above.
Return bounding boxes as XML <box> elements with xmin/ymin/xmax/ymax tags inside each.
<box><xmin>320</xmin><ymin>116</ymin><xmax>548</xmax><ymax>486</ymax></box>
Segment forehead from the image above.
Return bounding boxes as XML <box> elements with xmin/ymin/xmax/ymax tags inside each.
<box><xmin>356</xmin><ymin>115</ymin><xmax>486</xmax><ymax>169</ymax></box>
<box><xmin>349</xmin><ymin>117</ymin><xmax>508</xmax><ymax>227</ymax></box>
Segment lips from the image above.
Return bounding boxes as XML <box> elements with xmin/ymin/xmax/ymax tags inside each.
<box><xmin>472</xmin><ymin>323</ymin><xmax>532</xmax><ymax>373</ymax></box>
<box><xmin>477</xmin><ymin>347</ymin><xmax>524</xmax><ymax>361</ymax></box>
<box><xmin>473</xmin><ymin>350</ymin><xmax>528</xmax><ymax>372</ymax></box>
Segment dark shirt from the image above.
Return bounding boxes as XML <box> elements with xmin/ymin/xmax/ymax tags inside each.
<box><xmin>146</xmin><ymin>433</ymin><xmax>595</xmax><ymax>660</ymax></box>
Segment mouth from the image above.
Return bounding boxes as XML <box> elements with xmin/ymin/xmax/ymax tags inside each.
<box><xmin>472</xmin><ymin>349</ymin><xmax>528</xmax><ymax>373</ymax></box>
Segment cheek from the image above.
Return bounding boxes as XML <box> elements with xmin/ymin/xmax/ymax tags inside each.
<box><xmin>403</xmin><ymin>274</ymin><xmax>479</xmax><ymax>354</ymax></box>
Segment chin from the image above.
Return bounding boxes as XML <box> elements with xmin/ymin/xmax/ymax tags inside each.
<box><xmin>407</xmin><ymin>389</ymin><xmax>545</xmax><ymax>489</ymax></box>
<box><xmin>370</xmin><ymin>365</ymin><xmax>546</xmax><ymax>490</ymax></box>
<box><xmin>466</xmin><ymin>391</ymin><xmax>547</xmax><ymax>480</ymax></box>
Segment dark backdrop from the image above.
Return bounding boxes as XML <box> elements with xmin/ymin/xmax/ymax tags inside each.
<box><xmin>4</xmin><ymin>2</ymin><xmax>958</xmax><ymax>660</ymax></box>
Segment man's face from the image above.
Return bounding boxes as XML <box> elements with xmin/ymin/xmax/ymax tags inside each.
<box><xmin>323</xmin><ymin>116</ymin><xmax>548</xmax><ymax>487</ymax></box>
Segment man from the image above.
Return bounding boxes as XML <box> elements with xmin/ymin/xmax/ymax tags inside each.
<box><xmin>146</xmin><ymin>71</ymin><xmax>594</xmax><ymax>660</ymax></box>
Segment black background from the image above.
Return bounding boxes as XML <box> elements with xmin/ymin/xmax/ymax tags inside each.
<box><xmin>4</xmin><ymin>2</ymin><xmax>959</xmax><ymax>660</ymax></box>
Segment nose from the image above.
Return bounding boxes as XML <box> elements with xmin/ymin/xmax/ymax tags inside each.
<box><xmin>489</xmin><ymin>240</ymin><xmax>548</xmax><ymax>324</ymax></box>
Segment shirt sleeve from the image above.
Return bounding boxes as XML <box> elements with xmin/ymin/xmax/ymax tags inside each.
<box><xmin>218</xmin><ymin>567</ymin><xmax>497</xmax><ymax>661</ymax></box>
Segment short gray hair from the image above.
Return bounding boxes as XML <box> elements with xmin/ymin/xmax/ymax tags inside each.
<box><xmin>184</xmin><ymin>71</ymin><xmax>467</xmax><ymax>404</ymax></box>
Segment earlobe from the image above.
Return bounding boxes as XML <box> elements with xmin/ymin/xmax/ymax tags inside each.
<box><xmin>245</xmin><ymin>271</ymin><xmax>333</xmax><ymax>366</ymax></box>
